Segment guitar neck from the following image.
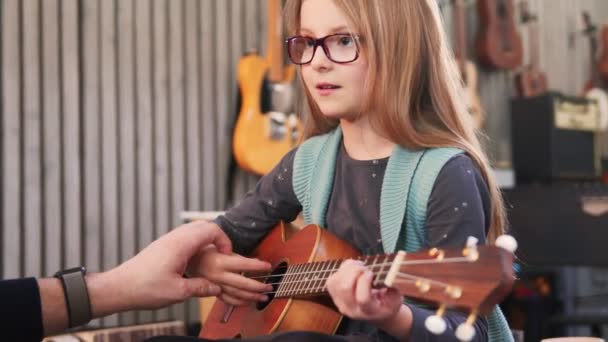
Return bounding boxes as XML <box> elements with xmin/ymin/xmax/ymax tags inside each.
<box><xmin>455</xmin><ymin>0</ymin><xmax>468</xmax><ymax>69</ymax></box>
<box><xmin>583</xmin><ymin>12</ymin><xmax>600</xmax><ymax>85</ymax></box>
<box><xmin>530</xmin><ymin>21</ymin><xmax>540</xmax><ymax>69</ymax></box>
<box><xmin>266</xmin><ymin>0</ymin><xmax>285</xmax><ymax>82</ymax></box>
<box><xmin>273</xmin><ymin>254</ymin><xmax>397</xmax><ymax>298</ymax></box>
<box><xmin>591</xmin><ymin>37</ymin><xmax>600</xmax><ymax>85</ymax></box>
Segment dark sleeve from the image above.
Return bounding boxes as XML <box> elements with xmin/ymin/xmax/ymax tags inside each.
<box><xmin>408</xmin><ymin>154</ymin><xmax>491</xmax><ymax>341</ymax></box>
<box><xmin>0</xmin><ymin>277</ymin><xmax>44</xmax><ymax>342</ymax></box>
<box><xmin>214</xmin><ymin>148</ymin><xmax>303</xmax><ymax>255</ymax></box>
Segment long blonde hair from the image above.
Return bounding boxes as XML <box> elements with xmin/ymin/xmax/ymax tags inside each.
<box><xmin>284</xmin><ymin>0</ymin><xmax>506</xmax><ymax>243</ymax></box>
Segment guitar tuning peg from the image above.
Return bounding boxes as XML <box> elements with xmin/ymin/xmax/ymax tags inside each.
<box><xmin>495</xmin><ymin>234</ymin><xmax>518</xmax><ymax>253</ymax></box>
<box><xmin>455</xmin><ymin>312</ymin><xmax>477</xmax><ymax>341</ymax></box>
<box><xmin>424</xmin><ymin>305</ymin><xmax>447</xmax><ymax>335</ymax></box>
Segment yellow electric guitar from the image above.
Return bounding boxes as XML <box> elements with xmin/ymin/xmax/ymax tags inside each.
<box><xmin>232</xmin><ymin>0</ymin><xmax>302</xmax><ymax>176</ymax></box>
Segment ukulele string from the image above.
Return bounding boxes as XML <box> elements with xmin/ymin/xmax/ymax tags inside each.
<box><xmin>259</xmin><ymin>271</ymin><xmax>457</xmax><ymax>296</ymax></box>
<box><xmin>248</xmin><ymin>256</ymin><xmax>473</xmax><ymax>288</ymax></box>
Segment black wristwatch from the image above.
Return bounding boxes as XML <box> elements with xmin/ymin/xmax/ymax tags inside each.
<box><xmin>54</xmin><ymin>266</ymin><xmax>92</xmax><ymax>328</ymax></box>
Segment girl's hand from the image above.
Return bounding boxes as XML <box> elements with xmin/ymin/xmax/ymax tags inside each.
<box><xmin>325</xmin><ymin>259</ymin><xmax>403</xmax><ymax>325</ymax></box>
<box><xmin>186</xmin><ymin>223</ymin><xmax>273</xmax><ymax>306</ymax></box>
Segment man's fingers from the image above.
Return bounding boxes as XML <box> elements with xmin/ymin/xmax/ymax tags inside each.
<box><xmin>175</xmin><ymin>221</ymin><xmax>232</xmax><ymax>256</ymax></box>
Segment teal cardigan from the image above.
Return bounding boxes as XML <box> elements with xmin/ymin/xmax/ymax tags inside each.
<box><xmin>292</xmin><ymin>127</ymin><xmax>513</xmax><ymax>342</ymax></box>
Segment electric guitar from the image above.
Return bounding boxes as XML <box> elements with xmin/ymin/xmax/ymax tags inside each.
<box><xmin>199</xmin><ymin>222</ymin><xmax>517</xmax><ymax>341</ymax></box>
<box><xmin>454</xmin><ymin>0</ymin><xmax>485</xmax><ymax>129</ymax></box>
<box><xmin>514</xmin><ymin>0</ymin><xmax>548</xmax><ymax>98</ymax></box>
<box><xmin>232</xmin><ymin>0</ymin><xmax>302</xmax><ymax>176</ymax></box>
<box><xmin>475</xmin><ymin>0</ymin><xmax>524</xmax><ymax>70</ymax></box>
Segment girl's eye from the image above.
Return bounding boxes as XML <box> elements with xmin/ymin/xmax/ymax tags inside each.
<box><xmin>338</xmin><ymin>36</ymin><xmax>353</xmax><ymax>46</ymax></box>
<box><xmin>305</xmin><ymin>39</ymin><xmax>315</xmax><ymax>47</ymax></box>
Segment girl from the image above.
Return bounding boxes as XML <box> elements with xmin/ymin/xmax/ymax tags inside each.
<box><xmin>190</xmin><ymin>0</ymin><xmax>513</xmax><ymax>341</ymax></box>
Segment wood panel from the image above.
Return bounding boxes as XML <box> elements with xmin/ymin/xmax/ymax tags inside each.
<box><xmin>168</xmin><ymin>0</ymin><xmax>187</xmax><ymax>322</ymax></box>
<box><xmin>134</xmin><ymin>0</ymin><xmax>156</xmax><ymax>324</ymax></box>
<box><xmin>61</xmin><ymin>0</ymin><xmax>82</xmax><ymax>270</ymax></box>
<box><xmin>117</xmin><ymin>0</ymin><xmax>138</xmax><ymax>326</ymax></box>
<box><xmin>184</xmin><ymin>0</ymin><xmax>202</xmax><ymax>323</ymax></box>
<box><xmin>82</xmin><ymin>0</ymin><xmax>101</xmax><ymax>278</ymax></box>
<box><xmin>100</xmin><ymin>0</ymin><xmax>120</xmax><ymax>327</ymax></box>
<box><xmin>2</xmin><ymin>0</ymin><xmax>22</xmax><ymax>279</ymax></box>
<box><xmin>23</xmin><ymin>0</ymin><xmax>42</xmax><ymax>278</ymax></box>
<box><xmin>200</xmin><ymin>0</ymin><xmax>218</xmax><ymax>211</ymax></box>
<box><xmin>42</xmin><ymin>0</ymin><xmax>62</xmax><ymax>277</ymax></box>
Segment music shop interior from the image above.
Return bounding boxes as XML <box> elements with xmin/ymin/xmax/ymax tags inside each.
<box><xmin>1</xmin><ymin>0</ymin><xmax>608</xmax><ymax>342</ymax></box>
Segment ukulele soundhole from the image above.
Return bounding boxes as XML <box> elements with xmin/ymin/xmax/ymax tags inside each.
<box><xmin>256</xmin><ymin>262</ymin><xmax>288</xmax><ymax>310</ymax></box>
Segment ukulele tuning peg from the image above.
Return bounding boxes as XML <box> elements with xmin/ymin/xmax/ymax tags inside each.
<box><xmin>495</xmin><ymin>234</ymin><xmax>518</xmax><ymax>253</ymax></box>
<box><xmin>429</xmin><ymin>247</ymin><xmax>445</xmax><ymax>260</ymax></box>
<box><xmin>425</xmin><ymin>305</ymin><xmax>447</xmax><ymax>335</ymax></box>
<box><xmin>466</xmin><ymin>236</ymin><xmax>478</xmax><ymax>248</ymax></box>
<box><xmin>462</xmin><ymin>236</ymin><xmax>479</xmax><ymax>261</ymax></box>
<box><xmin>455</xmin><ymin>312</ymin><xmax>477</xmax><ymax>341</ymax></box>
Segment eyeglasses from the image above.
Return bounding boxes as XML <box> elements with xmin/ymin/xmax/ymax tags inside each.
<box><xmin>285</xmin><ymin>33</ymin><xmax>360</xmax><ymax>65</ymax></box>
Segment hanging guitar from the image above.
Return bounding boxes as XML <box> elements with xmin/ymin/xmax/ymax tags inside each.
<box><xmin>475</xmin><ymin>0</ymin><xmax>523</xmax><ymax>70</ymax></box>
<box><xmin>599</xmin><ymin>24</ymin><xmax>608</xmax><ymax>84</ymax></box>
<box><xmin>514</xmin><ymin>0</ymin><xmax>548</xmax><ymax>98</ymax></box>
<box><xmin>454</xmin><ymin>0</ymin><xmax>485</xmax><ymax>129</ymax></box>
<box><xmin>199</xmin><ymin>222</ymin><xmax>517</xmax><ymax>341</ymax></box>
<box><xmin>232</xmin><ymin>0</ymin><xmax>302</xmax><ymax>176</ymax></box>
<box><xmin>580</xmin><ymin>12</ymin><xmax>608</xmax><ymax>132</ymax></box>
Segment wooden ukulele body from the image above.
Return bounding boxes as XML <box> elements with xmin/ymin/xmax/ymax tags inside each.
<box><xmin>199</xmin><ymin>223</ymin><xmax>359</xmax><ymax>339</ymax></box>
<box><xmin>475</xmin><ymin>0</ymin><xmax>523</xmax><ymax>70</ymax></box>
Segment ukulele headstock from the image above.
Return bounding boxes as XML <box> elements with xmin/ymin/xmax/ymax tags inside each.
<box><xmin>383</xmin><ymin>235</ymin><xmax>518</xmax><ymax>341</ymax></box>
<box><xmin>580</xmin><ymin>11</ymin><xmax>597</xmax><ymax>36</ymax></box>
<box><xmin>519</xmin><ymin>1</ymin><xmax>537</xmax><ymax>24</ymax></box>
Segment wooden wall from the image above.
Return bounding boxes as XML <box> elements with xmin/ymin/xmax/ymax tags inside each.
<box><xmin>1</xmin><ymin>0</ymin><xmax>607</xmax><ymax>328</ymax></box>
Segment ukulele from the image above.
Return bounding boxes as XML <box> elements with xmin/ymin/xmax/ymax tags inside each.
<box><xmin>454</xmin><ymin>0</ymin><xmax>485</xmax><ymax>129</ymax></box>
<box><xmin>199</xmin><ymin>222</ymin><xmax>517</xmax><ymax>341</ymax></box>
<box><xmin>514</xmin><ymin>0</ymin><xmax>548</xmax><ymax>98</ymax></box>
<box><xmin>475</xmin><ymin>0</ymin><xmax>524</xmax><ymax>70</ymax></box>
<box><xmin>232</xmin><ymin>0</ymin><xmax>302</xmax><ymax>176</ymax></box>
<box><xmin>581</xmin><ymin>12</ymin><xmax>608</xmax><ymax>132</ymax></box>
<box><xmin>600</xmin><ymin>25</ymin><xmax>608</xmax><ymax>84</ymax></box>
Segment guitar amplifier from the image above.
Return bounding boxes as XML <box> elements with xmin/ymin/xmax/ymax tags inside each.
<box><xmin>510</xmin><ymin>91</ymin><xmax>602</xmax><ymax>182</ymax></box>
<box><xmin>503</xmin><ymin>182</ymin><xmax>608</xmax><ymax>267</ymax></box>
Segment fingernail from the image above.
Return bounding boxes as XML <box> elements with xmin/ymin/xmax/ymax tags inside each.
<box><xmin>260</xmin><ymin>295</ymin><xmax>269</xmax><ymax>302</ymax></box>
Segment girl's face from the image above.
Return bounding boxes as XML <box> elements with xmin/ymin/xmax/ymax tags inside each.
<box><xmin>298</xmin><ymin>0</ymin><xmax>369</xmax><ymax>121</ymax></box>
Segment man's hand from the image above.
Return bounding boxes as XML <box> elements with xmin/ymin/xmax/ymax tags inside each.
<box><xmin>88</xmin><ymin>221</ymin><xmax>233</xmax><ymax>316</ymax></box>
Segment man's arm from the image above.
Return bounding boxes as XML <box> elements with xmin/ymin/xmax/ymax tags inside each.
<box><xmin>37</xmin><ymin>270</ymin><xmax>139</xmax><ymax>336</ymax></box>
<box><xmin>18</xmin><ymin>220</ymin><xmax>239</xmax><ymax>339</ymax></box>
